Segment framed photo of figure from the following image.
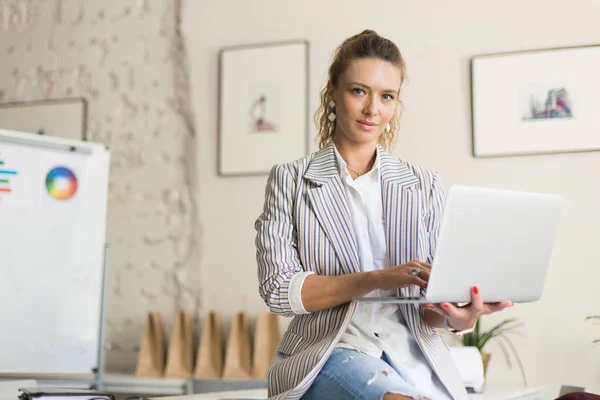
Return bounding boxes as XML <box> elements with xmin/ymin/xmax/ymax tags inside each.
<box><xmin>218</xmin><ymin>40</ymin><xmax>309</xmax><ymax>176</ymax></box>
<box><xmin>471</xmin><ymin>44</ymin><xmax>600</xmax><ymax>158</ymax></box>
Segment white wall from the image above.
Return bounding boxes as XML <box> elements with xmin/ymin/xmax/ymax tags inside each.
<box><xmin>183</xmin><ymin>0</ymin><xmax>600</xmax><ymax>396</ymax></box>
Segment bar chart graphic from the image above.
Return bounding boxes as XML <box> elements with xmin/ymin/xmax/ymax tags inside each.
<box><xmin>0</xmin><ymin>159</ymin><xmax>17</xmax><ymax>194</ymax></box>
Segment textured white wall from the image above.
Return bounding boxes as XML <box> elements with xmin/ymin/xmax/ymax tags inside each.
<box><xmin>0</xmin><ymin>0</ymin><xmax>200</xmax><ymax>372</ymax></box>
<box><xmin>183</xmin><ymin>0</ymin><xmax>600</xmax><ymax>396</ymax></box>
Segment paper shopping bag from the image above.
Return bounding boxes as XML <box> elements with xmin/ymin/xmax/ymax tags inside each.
<box><xmin>222</xmin><ymin>311</ymin><xmax>252</xmax><ymax>379</ymax></box>
<box><xmin>135</xmin><ymin>311</ymin><xmax>166</xmax><ymax>377</ymax></box>
<box><xmin>164</xmin><ymin>309</ymin><xmax>194</xmax><ymax>377</ymax></box>
<box><xmin>193</xmin><ymin>310</ymin><xmax>224</xmax><ymax>378</ymax></box>
<box><xmin>251</xmin><ymin>311</ymin><xmax>281</xmax><ymax>379</ymax></box>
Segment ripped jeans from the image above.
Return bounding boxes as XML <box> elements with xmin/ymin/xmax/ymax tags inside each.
<box><xmin>302</xmin><ymin>348</ymin><xmax>428</xmax><ymax>400</ymax></box>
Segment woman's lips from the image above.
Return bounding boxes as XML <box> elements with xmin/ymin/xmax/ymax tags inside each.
<box><xmin>357</xmin><ymin>120</ymin><xmax>378</xmax><ymax>131</ymax></box>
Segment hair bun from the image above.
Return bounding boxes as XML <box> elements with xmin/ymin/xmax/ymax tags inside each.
<box><xmin>360</xmin><ymin>29</ymin><xmax>378</xmax><ymax>36</ymax></box>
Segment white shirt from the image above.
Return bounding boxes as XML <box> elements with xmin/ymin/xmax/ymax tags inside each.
<box><xmin>289</xmin><ymin>146</ymin><xmax>452</xmax><ymax>400</ymax></box>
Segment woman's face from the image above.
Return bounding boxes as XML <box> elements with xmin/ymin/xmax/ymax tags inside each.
<box><xmin>328</xmin><ymin>57</ymin><xmax>401</xmax><ymax>147</ymax></box>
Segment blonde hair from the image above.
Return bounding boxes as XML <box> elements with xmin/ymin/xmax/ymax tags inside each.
<box><xmin>314</xmin><ymin>30</ymin><xmax>407</xmax><ymax>151</ymax></box>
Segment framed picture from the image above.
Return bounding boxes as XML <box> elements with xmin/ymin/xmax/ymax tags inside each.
<box><xmin>218</xmin><ymin>40</ymin><xmax>309</xmax><ymax>176</ymax></box>
<box><xmin>0</xmin><ymin>98</ymin><xmax>87</xmax><ymax>141</ymax></box>
<box><xmin>471</xmin><ymin>44</ymin><xmax>600</xmax><ymax>158</ymax></box>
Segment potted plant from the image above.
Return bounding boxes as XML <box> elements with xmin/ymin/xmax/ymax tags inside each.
<box><xmin>585</xmin><ymin>315</ymin><xmax>600</xmax><ymax>344</ymax></box>
<box><xmin>461</xmin><ymin>317</ymin><xmax>527</xmax><ymax>386</ymax></box>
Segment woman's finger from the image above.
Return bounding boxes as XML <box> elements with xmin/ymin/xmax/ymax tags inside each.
<box><xmin>469</xmin><ymin>285</ymin><xmax>484</xmax><ymax>316</ymax></box>
<box><xmin>419</xmin><ymin>268</ymin><xmax>431</xmax><ymax>282</ymax></box>
<box><xmin>410</xmin><ymin>275</ymin><xmax>429</xmax><ymax>289</ymax></box>
<box><xmin>405</xmin><ymin>264</ymin><xmax>428</xmax><ymax>284</ymax></box>
<box><xmin>420</xmin><ymin>303</ymin><xmax>445</xmax><ymax>315</ymax></box>
<box><xmin>441</xmin><ymin>302</ymin><xmax>463</xmax><ymax>316</ymax></box>
<box><xmin>430</xmin><ymin>302</ymin><xmax>457</xmax><ymax>318</ymax></box>
<box><xmin>483</xmin><ymin>300</ymin><xmax>513</xmax><ymax>314</ymax></box>
<box><xmin>411</xmin><ymin>261</ymin><xmax>432</xmax><ymax>271</ymax></box>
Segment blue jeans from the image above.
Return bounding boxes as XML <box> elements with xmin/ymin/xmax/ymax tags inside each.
<box><xmin>302</xmin><ymin>348</ymin><xmax>427</xmax><ymax>400</ymax></box>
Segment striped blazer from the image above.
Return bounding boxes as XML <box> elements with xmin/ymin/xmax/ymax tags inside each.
<box><xmin>255</xmin><ymin>142</ymin><xmax>467</xmax><ymax>400</ymax></box>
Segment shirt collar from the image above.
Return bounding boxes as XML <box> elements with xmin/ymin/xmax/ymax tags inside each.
<box><xmin>333</xmin><ymin>143</ymin><xmax>381</xmax><ymax>180</ymax></box>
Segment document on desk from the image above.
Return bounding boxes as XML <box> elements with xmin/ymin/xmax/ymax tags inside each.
<box><xmin>18</xmin><ymin>388</ymin><xmax>116</xmax><ymax>400</ymax></box>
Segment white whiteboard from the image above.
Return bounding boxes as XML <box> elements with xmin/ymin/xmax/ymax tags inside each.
<box><xmin>0</xmin><ymin>129</ymin><xmax>110</xmax><ymax>374</ymax></box>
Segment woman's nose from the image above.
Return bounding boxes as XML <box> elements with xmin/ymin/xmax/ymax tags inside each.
<box><xmin>364</xmin><ymin>99</ymin><xmax>379</xmax><ymax>117</ymax></box>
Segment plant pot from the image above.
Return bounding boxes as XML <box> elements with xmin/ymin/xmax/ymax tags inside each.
<box><xmin>480</xmin><ymin>351</ymin><xmax>491</xmax><ymax>378</ymax></box>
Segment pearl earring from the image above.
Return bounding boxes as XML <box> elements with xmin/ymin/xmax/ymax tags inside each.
<box><xmin>385</xmin><ymin>122</ymin><xmax>391</xmax><ymax>133</ymax></box>
<box><xmin>328</xmin><ymin>100</ymin><xmax>336</xmax><ymax>122</ymax></box>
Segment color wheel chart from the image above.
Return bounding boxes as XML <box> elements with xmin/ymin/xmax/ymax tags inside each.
<box><xmin>46</xmin><ymin>166</ymin><xmax>78</xmax><ymax>200</ymax></box>
<box><xmin>0</xmin><ymin>157</ymin><xmax>17</xmax><ymax>194</ymax></box>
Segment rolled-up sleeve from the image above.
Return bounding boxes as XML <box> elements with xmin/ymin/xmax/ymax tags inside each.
<box><xmin>288</xmin><ymin>271</ymin><xmax>314</xmax><ymax>314</ymax></box>
<box><xmin>255</xmin><ymin>164</ymin><xmax>305</xmax><ymax>317</ymax></box>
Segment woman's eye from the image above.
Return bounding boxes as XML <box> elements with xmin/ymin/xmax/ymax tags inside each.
<box><xmin>352</xmin><ymin>88</ymin><xmax>365</xmax><ymax>95</ymax></box>
<box><xmin>383</xmin><ymin>94</ymin><xmax>395</xmax><ymax>101</ymax></box>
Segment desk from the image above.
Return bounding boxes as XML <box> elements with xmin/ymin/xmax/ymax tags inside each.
<box><xmin>151</xmin><ymin>389</ymin><xmax>266</xmax><ymax>400</ymax></box>
<box><xmin>1</xmin><ymin>373</ymin><xmax>187</xmax><ymax>396</ymax></box>
<box><xmin>469</xmin><ymin>386</ymin><xmax>544</xmax><ymax>400</ymax></box>
<box><xmin>1</xmin><ymin>375</ymin><xmax>543</xmax><ymax>400</ymax></box>
<box><xmin>150</xmin><ymin>386</ymin><xmax>544</xmax><ymax>400</ymax></box>
<box><xmin>104</xmin><ymin>374</ymin><xmax>186</xmax><ymax>395</ymax></box>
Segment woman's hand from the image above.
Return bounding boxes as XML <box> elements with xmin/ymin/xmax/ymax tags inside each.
<box><xmin>421</xmin><ymin>286</ymin><xmax>513</xmax><ymax>331</ymax></box>
<box><xmin>301</xmin><ymin>261</ymin><xmax>430</xmax><ymax>313</ymax></box>
<box><xmin>374</xmin><ymin>261</ymin><xmax>431</xmax><ymax>291</ymax></box>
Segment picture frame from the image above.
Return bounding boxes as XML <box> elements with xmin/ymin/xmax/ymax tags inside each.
<box><xmin>218</xmin><ymin>40</ymin><xmax>309</xmax><ymax>176</ymax></box>
<box><xmin>0</xmin><ymin>98</ymin><xmax>87</xmax><ymax>141</ymax></box>
<box><xmin>471</xmin><ymin>44</ymin><xmax>600</xmax><ymax>158</ymax></box>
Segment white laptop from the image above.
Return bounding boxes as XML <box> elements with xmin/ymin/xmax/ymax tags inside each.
<box><xmin>353</xmin><ymin>185</ymin><xmax>564</xmax><ymax>304</ymax></box>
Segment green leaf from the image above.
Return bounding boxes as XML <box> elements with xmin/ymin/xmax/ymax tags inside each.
<box><xmin>462</xmin><ymin>334</ymin><xmax>472</xmax><ymax>347</ymax></box>
<box><xmin>487</xmin><ymin>318</ymin><xmax>522</xmax><ymax>336</ymax></box>
<box><xmin>586</xmin><ymin>316</ymin><xmax>600</xmax><ymax>344</ymax></box>
<box><xmin>489</xmin><ymin>328</ymin><xmax>525</xmax><ymax>338</ymax></box>
<box><xmin>478</xmin><ymin>319</ymin><xmax>522</xmax><ymax>349</ymax></box>
<box><xmin>495</xmin><ymin>336</ymin><xmax>513</xmax><ymax>368</ymax></box>
<box><xmin>497</xmin><ymin>334</ymin><xmax>528</xmax><ymax>387</ymax></box>
<box><xmin>459</xmin><ymin>317</ymin><xmax>527</xmax><ymax>386</ymax></box>
<box><xmin>461</xmin><ymin>317</ymin><xmax>524</xmax><ymax>353</ymax></box>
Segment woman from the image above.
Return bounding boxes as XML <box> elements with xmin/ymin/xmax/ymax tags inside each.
<box><xmin>255</xmin><ymin>30</ymin><xmax>512</xmax><ymax>400</ymax></box>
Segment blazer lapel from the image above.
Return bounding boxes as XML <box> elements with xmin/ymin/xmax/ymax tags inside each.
<box><xmin>379</xmin><ymin>147</ymin><xmax>421</xmax><ymax>298</ymax></box>
<box><xmin>304</xmin><ymin>143</ymin><xmax>360</xmax><ymax>276</ymax></box>
<box><xmin>380</xmin><ymin>150</ymin><xmax>467</xmax><ymax>398</ymax></box>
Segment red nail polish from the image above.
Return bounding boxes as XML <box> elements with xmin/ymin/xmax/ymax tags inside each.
<box><xmin>442</xmin><ymin>303</ymin><xmax>450</xmax><ymax>309</ymax></box>
<box><xmin>473</xmin><ymin>286</ymin><xmax>479</xmax><ymax>295</ymax></box>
